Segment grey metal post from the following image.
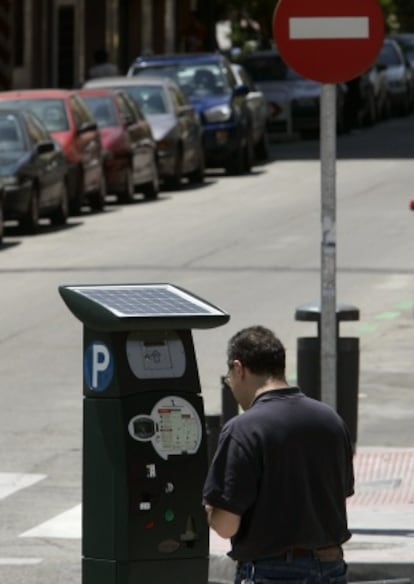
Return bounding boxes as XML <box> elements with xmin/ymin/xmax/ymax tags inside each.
<box><xmin>320</xmin><ymin>83</ymin><xmax>337</xmax><ymax>409</ymax></box>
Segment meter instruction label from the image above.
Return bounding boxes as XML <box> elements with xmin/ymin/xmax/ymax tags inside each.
<box><xmin>84</xmin><ymin>341</ymin><xmax>114</xmax><ymax>392</ymax></box>
<box><xmin>128</xmin><ymin>396</ymin><xmax>202</xmax><ymax>460</ymax></box>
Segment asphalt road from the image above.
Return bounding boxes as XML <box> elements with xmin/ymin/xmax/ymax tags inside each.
<box><xmin>0</xmin><ymin>113</ymin><xmax>413</xmax><ymax>583</ymax></box>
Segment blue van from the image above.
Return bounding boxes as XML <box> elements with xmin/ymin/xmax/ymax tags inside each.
<box><xmin>128</xmin><ymin>53</ymin><xmax>253</xmax><ymax>174</ymax></box>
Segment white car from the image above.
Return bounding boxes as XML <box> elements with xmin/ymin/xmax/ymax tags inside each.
<box><xmin>377</xmin><ymin>38</ymin><xmax>414</xmax><ymax>115</ymax></box>
<box><xmin>240</xmin><ymin>50</ymin><xmax>347</xmax><ymax>138</ymax></box>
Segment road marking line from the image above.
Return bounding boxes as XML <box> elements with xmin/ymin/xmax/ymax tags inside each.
<box><xmin>0</xmin><ymin>558</ymin><xmax>43</xmax><ymax>565</ymax></box>
<box><xmin>0</xmin><ymin>473</ymin><xmax>46</xmax><ymax>501</ymax></box>
<box><xmin>289</xmin><ymin>17</ymin><xmax>369</xmax><ymax>40</ymax></box>
<box><xmin>20</xmin><ymin>504</ymin><xmax>81</xmax><ymax>539</ymax></box>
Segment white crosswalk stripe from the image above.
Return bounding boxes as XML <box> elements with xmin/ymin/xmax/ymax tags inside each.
<box><xmin>20</xmin><ymin>504</ymin><xmax>81</xmax><ymax>539</ymax></box>
<box><xmin>0</xmin><ymin>472</ymin><xmax>46</xmax><ymax>500</ymax></box>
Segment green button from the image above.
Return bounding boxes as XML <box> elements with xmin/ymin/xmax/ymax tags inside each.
<box><xmin>164</xmin><ymin>509</ymin><xmax>175</xmax><ymax>522</ymax></box>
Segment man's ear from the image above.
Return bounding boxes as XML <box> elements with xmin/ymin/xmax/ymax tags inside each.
<box><xmin>233</xmin><ymin>359</ymin><xmax>244</xmax><ymax>378</ymax></box>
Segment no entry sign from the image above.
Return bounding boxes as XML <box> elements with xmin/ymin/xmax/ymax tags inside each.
<box><xmin>273</xmin><ymin>0</ymin><xmax>384</xmax><ymax>83</ymax></box>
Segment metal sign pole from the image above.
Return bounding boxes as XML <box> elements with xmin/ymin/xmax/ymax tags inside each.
<box><xmin>320</xmin><ymin>83</ymin><xmax>337</xmax><ymax>409</ymax></box>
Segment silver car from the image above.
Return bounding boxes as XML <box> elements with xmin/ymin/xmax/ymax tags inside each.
<box><xmin>230</xmin><ymin>63</ymin><xmax>269</xmax><ymax>160</ymax></box>
<box><xmin>83</xmin><ymin>76</ymin><xmax>205</xmax><ymax>189</ymax></box>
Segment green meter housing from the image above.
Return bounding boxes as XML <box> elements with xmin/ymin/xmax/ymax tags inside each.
<box><xmin>59</xmin><ymin>283</ymin><xmax>230</xmax><ymax>584</ymax></box>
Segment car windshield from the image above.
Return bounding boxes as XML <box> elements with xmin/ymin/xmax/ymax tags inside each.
<box><xmin>121</xmin><ymin>86</ymin><xmax>170</xmax><ymax>115</ymax></box>
<box><xmin>81</xmin><ymin>95</ymin><xmax>118</xmax><ymax>127</ymax></box>
<box><xmin>131</xmin><ymin>63</ymin><xmax>231</xmax><ymax>97</ymax></box>
<box><xmin>378</xmin><ymin>44</ymin><xmax>401</xmax><ymax>67</ymax></box>
<box><xmin>0</xmin><ymin>114</ymin><xmax>25</xmax><ymax>151</ymax></box>
<box><xmin>242</xmin><ymin>55</ymin><xmax>302</xmax><ymax>82</ymax></box>
<box><xmin>2</xmin><ymin>98</ymin><xmax>70</xmax><ymax>132</ymax></box>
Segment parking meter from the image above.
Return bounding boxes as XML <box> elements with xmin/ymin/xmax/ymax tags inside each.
<box><xmin>59</xmin><ymin>283</ymin><xmax>229</xmax><ymax>584</ymax></box>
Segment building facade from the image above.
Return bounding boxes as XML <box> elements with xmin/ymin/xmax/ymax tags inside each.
<box><xmin>7</xmin><ymin>0</ymin><xmax>216</xmax><ymax>90</ymax></box>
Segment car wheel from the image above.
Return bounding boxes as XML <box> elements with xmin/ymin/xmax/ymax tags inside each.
<box><xmin>118</xmin><ymin>165</ymin><xmax>135</xmax><ymax>204</ymax></box>
<box><xmin>0</xmin><ymin>198</ymin><xmax>4</xmax><ymax>245</ymax></box>
<box><xmin>20</xmin><ymin>186</ymin><xmax>39</xmax><ymax>234</ymax></box>
<box><xmin>89</xmin><ymin>174</ymin><xmax>106</xmax><ymax>212</ymax></box>
<box><xmin>226</xmin><ymin>142</ymin><xmax>245</xmax><ymax>176</ymax></box>
<box><xmin>361</xmin><ymin>91</ymin><xmax>377</xmax><ymax>127</ymax></box>
<box><xmin>164</xmin><ymin>146</ymin><xmax>183</xmax><ymax>189</ymax></box>
<box><xmin>243</xmin><ymin>134</ymin><xmax>254</xmax><ymax>173</ymax></box>
<box><xmin>69</xmin><ymin>166</ymin><xmax>84</xmax><ymax>216</ymax></box>
<box><xmin>50</xmin><ymin>181</ymin><xmax>69</xmax><ymax>226</ymax></box>
<box><xmin>141</xmin><ymin>155</ymin><xmax>160</xmax><ymax>201</ymax></box>
<box><xmin>187</xmin><ymin>145</ymin><xmax>205</xmax><ymax>184</ymax></box>
<box><xmin>255</xmin><ymin>130</ymin><xmax>269</xmax><ymax>161</ymax></box>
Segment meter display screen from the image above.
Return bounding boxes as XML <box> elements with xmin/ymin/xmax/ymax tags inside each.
<box><xmin>128</xmin><ymin>396</ymin><xmax>202</xmax><ymax>460</ymax></box>
<box><xmin>126</xmin><ymin>331</ymin><xmax>186</xmax><ymax>379</ymax></box>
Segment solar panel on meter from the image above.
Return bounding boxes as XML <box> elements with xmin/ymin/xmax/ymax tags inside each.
<box><xmin>59</xmin><ymin>283</ymin><xmax>230</xmax><ymax>331</ymax></box>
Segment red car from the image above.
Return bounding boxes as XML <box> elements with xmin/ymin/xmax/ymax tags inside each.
<box><xmin>76</xmin><ymin>88</ymin><xmax>159</xmax><ymax>202</ymax></box>
<box><xmin>410</xmin><ymin>199</ymin><xmax>414</xmax><ymax>210</ymax></box>
<box><xmin>0</xmin><ymin>89</ymin><xmax>106</xmax><ymax>214</ymax></box>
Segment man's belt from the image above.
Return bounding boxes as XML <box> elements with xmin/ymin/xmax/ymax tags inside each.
<box><xmin>274</xmin><ymin>545</ymin><xmax>343</xmax><ymax>562</ymax></box>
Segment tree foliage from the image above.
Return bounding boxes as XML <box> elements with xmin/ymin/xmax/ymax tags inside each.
<box><xmin>216</xmin><ymin>0</ymin><xmax>414</xmax><ymax>46</ymax></box>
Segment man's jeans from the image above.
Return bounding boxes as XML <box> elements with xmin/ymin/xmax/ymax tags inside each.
<box><xmin>234</xmin><ymin>556</ymin><xmax>348</xmax><ymax>584</ymax></box>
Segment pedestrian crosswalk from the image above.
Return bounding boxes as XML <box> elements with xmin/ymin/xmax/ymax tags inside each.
<box><xmin>20</xmin><ymin>504</ymin><xmax>81</xmax><ymax>539</ymax></box>
<box><xmin>0</xmin><ymin>472</ymin><xmax>80</xmax><ymax>541</ymax></box>
<box><xmin>0</xmin><ymin>472</ymin><xmax>46</xmax><ymax>501</ymax></box>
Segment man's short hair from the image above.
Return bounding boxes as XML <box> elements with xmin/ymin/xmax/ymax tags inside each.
<box><xmin>227</xmin><ymin>325</ymin><xmax>286</xmax><ymax>378</ymax></box>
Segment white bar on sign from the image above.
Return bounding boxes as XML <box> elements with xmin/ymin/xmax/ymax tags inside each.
<box><xmin>20</xmin><ymin>503</ymin><xmax>81</xmax><ymax>539</ymax></box>
<box><xmin>289</xmin><ymin>17</ymin><xmax>369</xmax><ymax>40</ymax></box>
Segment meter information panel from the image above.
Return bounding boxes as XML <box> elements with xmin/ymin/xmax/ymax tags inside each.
<box><xmin>126</xmin><ymin>331</ymin><xmax>186</xmax><ymax>379</ymax></box>
<box><xmin>128</xmin><ymin>396</ymin><xmax>202</xmax><ymax>460</ymax></box>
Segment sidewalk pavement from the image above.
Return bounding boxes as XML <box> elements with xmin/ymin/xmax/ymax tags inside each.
<box><xmin>208</xmin><ymin>447</ymin><xmax>414</xmax><ymax>584</ymax></box>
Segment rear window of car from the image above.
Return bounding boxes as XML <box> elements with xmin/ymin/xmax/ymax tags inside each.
<box><xmin>122</xmin><ymin>86</ymin><xmax>170</xmax><ymax>115</ymax></box>
<box><xmin>242</xmin><ymin>55</ymin><xmax>301</xmax><ymax>82</ymax></box>
<box><xmin>378</xmin><ymin>43</ymin><xmax>402</xmax><ymax>67</ymax></box>
<box><xmin>131</xmin><ymin>62</ymin><xmax>231</xmax><ymax>98</ymax></box>
<box><xmin>0</xmin><ymin>113</ymin><xmax>25</xmax><ymax>151</ymax></box>
<box><xmin>2</xmin><ymin>98</ymin><xmax>70</xmax><ymax>132</ymax></box>
<box><xmin>81</xmin><ymin>95</ymin><xmax>118</xmax><ymax>127</ymax></box>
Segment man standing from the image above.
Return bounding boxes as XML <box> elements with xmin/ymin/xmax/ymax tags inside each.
<box><xmin>88</xmin><ymin>48</ymin><xmax>119</xmax><ymax>79</ymax></box>
<box><xmin>203</xmin><ymin>325</ymin><xmax>354</xmax><ymax>583</ymax></box>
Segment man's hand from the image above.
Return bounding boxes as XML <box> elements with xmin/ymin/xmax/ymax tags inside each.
<box><xmin>204</xmin><ymin>504</ymin><xmax>241</xmax><ymax>539</ymax></box>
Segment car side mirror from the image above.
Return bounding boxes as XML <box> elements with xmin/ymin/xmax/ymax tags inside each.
<box><xmin>234</xmin><ymin>84</ymin><xmax>249</xmax><ymax>97</ymax></box>
<box><xmin>37</xmin><ymin>141</ymin><xmax>55</xmax><ymax>154</ymax></box>
<box><xmin>77</xmin><ymin>121</ymin><xmax>98</xmax><ymax>134</ymax></box>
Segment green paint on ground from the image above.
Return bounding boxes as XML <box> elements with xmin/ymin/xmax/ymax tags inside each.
<box><xmin>358</xmin><ymin>323</ymin><xmax>379</xmax><ymax>333</ymax></box>
<box><xmin>375</xmin><ymin>311</ymin><xmax>400</xmax><ymax>320</ymax></box>
<box><xmin>394</xmin><ymin>301</ymin><xmax>414</xmax><ymax>310</ymax></box>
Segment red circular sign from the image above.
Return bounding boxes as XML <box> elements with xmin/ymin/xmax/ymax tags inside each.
<box><xmin>273</xmin><ymin>0</ymin><xmax>384</xmax><ymax>83</ymax></box>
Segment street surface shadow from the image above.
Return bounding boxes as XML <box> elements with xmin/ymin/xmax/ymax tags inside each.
<box><xmin>4</xmin><ymin>220</ymin><xmax>83</xmax><ymax>239</ymax></box>
<box><xmin>268</xmin><ymin>113</ymin><xmax>414</xmax><ymax>160</ymax></box>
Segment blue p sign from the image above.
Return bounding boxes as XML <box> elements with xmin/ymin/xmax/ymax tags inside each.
<box><xmin>84</xmin><ymin>342</ymin><xmax>114</xmax><ymax>392</ymax></box>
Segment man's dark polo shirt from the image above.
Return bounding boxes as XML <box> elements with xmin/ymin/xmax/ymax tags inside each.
<box><xmin>203</xmin><ymin>387</ymin><xmax>354</xmax><ymax>561</ymax></box>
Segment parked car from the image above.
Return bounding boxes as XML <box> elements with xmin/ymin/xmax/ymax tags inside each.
<box><xmin>83</xmin><ymin>76</ymin><xmax>204</xmax><ymax>188</ymax></box>
<box><xmin>76</xmin><ymin>88</ymin><xmax>159</xmax><ymax>202</ymax></box>
<box><xmin>390</xmin><ymin>33</ymin><xmax>414</xmax><ymax>70</ymax></box>
<box><xmin>0</xmin><ymin>190</ymin><xmax>3</xmax><ymax>245</ymax></box>
<box><xmin>0</xmin><ymin>108</ymin><xmax>69</xmax><ymax>233</ymax></box>
<box><xmin>239</xmin><ymin>49</ymin><xmax>347</xmax><ymax>137</ymax></box>
<box><xmin>376</xmin><ymin>38</ymin><xmax>414</xmax><ymax>115</ymax></box>
<box><xmin>0</xmin><ymin>89</ymin><xmax>106</xmax><ymax>214</ymax></box>
<box><xmin>127</xmin><ymin>52</ymin><xmax>254</xmax><ymax>175</ymax></box>
<box><xmin>230</xmin><ymin>62</ymin><xmax>269</xmax><ymax>160</ymax></box>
